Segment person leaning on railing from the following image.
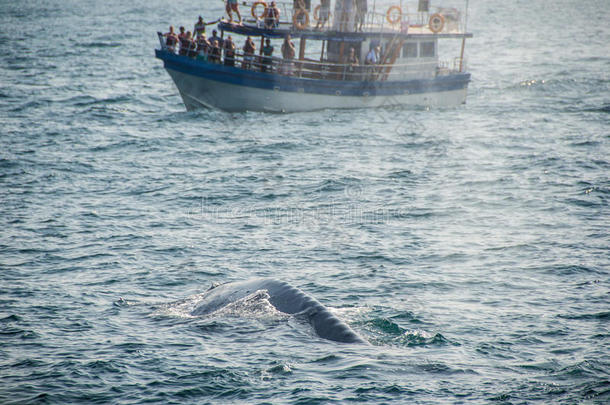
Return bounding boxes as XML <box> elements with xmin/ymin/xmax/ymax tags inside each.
<box><xmin>261</xmin><ymin>38</ymin><xmax>274</xmax><ymax>73</ymax></box>
<box><xmin>281</xmin><ymin>34</ymin><xmax>295</xmax><ymax>75</ymax></box>
<box><xmin>224</xmin><ymin>35</ymin><xmax>236</xmax><ymax>66</ymax></box>
<box><xmin>196</xmin><ymin>33</ymin><xmax>210</xmax><ymax>61</ymax></box>
<box><xmin>179</xmin><ymin>31</ymin><xmax>195</xmax><ymax>57</ymax></box>
<box><xmin>209</xmin><ymin>40</ymin><xmax>222</xmax><ymax>63</ymax></box>
<box><xmin>242</xmin><ymin>36</ymin><xmax>256</xmax><ymax>69</ymax></box>
<box><xmin>163</xmin><ymin>26</ymin><xmax>178</xmax><ymax>53</ymax></box>
<box><xmin>364</xmin><ymin>45</ymin><xmax>380</xmax><ymax>80</ymax></box>
<box><xmin>177</xmin><ymin>27</ymin><xmax>187</xmax><ymax>55</ymax></box>
<box><xmin>364</xmin><ymin>45</ymin><xmax>379</xmax><ymax>64</ymax></box>
<box><xmin>209</xmin><ymin>30</ymin><xmax>222</xmax><ymax>48</ymax></box>
<box><xmin>346</xmin><ymin>47</ymin><xmax>360</xmax><ymax>80</ymax></box>
<box><xmin>186</xmin><ymin>32</ymin><xmax>198</xmax><ymax>58</ymax></box>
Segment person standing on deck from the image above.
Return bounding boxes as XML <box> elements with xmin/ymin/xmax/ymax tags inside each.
<box><xmin>194</xmin><ymin>16</ymin><xmax>205</xmax><ymax>36</ymax></box>
<box><xmin>185</xmin><ymin>32</ymin><xmax>197</xmax><ymax>58</ymax></box>
<box><xmin>223</xmin><ymin>35</ymin><xmax>236</xmax><ymax>66</ymax></box>
<box><xmin>242</xmin><ymin>36</ymin><xmax>256</xmax><ymax>69</ymax></box>
<box><xmin>209</xmin><ymin>30</ymin><xmax>222</xmax><ymax>47</ymax></box>
<box><xmin>178</xmin><ymin>28</ymin><xmax>190</xmax><ymax>55</ymax></box>
<box><xmin>225</xmin><ymin>0</ymin><xmax>242</xmax><ymax>24</ymax></box>
<box><xmin>346</xmin><ymin>47</ymin><xmax>360</xmax><ymax>80</ymax></box>
<box><xmin>263</xmin><ymin>1</ymin><xmax>281</xmax><ymax>29</ymax></box>
<box><xmin>194</xmin><ymin>16</ymin><xmax>216</xmax><ymax>36</ymax></box>
<box><xmin>355</xmin><ymin>0</ymin><xmax>367</xmax><ymax>31</ymax></box>
<box><xmin>341</xmin><ymin>0</ymin><xmax>354</xmax><ymax>32</ymax></box>
<box><xmin>293</xmin><ymin>0</ymin><xmax>311</xmax><ymax>11</ymax></box>
<box><xmin>365</xmin><ymin>45</ymin><xmax>377</xmax><ymax>65</ymax></box>
<box><xmin>261</xmin><ymin>38</ymin><xmax>274</xmax><ymax>72</ymax></box>
<box><xmin>281</xmin><ymin>34</ymin><xmax>296</xmax><ymax>75</ymax></box>
<box><xmin>196</xmin><ymin>33</ymin><xmax>210</xmax><ymax>61</ymax></box>
<box><xmin>209</xmin><ymin>40</ymin><xmax>222</xmax><ymax>63</ymax></box>
<box><xmin>364</xmin><ymin>45</ymin><xmax>380</xmax><ymax>79</ymax></box>
<box><xmin>163</xmin><ymin>26</ymin><xmax>178</xmax><ymax>53</ymax></box>
<box><xmin>315</xmin><ymin>0</ymin><xmax>331</xmax><ymax>30</ymax></box>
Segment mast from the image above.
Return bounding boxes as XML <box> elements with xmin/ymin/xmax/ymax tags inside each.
<box><xmin>459</xmin><ymin>0</ymin><xmax>469</xmax><ymax>72</ymax></box>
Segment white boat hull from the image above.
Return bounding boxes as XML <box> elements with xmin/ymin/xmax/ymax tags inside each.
<box><xmin>166</xmin><ymin>68</ymin><xmax>468</xmax><ymax>112</ymax></box>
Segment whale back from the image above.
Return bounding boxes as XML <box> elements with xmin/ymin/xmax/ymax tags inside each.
<box><xmin>191</xmin><ymin>278</ymin><xmax>365</xmax><ymax>344</ymax></box>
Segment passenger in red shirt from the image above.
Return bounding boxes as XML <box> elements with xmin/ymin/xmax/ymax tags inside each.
<box><xmin>185</xmin><ymin>32</ymin><xmax>198</xmax><ymax>58</ymax></box>
<box><xmin>178</xmin><ymin>29</ymin><xmax>190</xmax><ymax>55</ymax></box>
<box><xmin>178</xmin><ymin>26</ymin><xmax>187</xmax><ymax>42</ymax></box>
<box><xmin>163</xmin><ymin>26</ymin><xmax>178</xmax><ymax>53</ymax></box>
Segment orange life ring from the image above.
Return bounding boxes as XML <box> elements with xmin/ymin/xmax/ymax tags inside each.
<box><xmin>293</xmin><ymin>8</ymin><xmax>309</xmax><ymax>30</ymax></box>
<box><xmin>386</xmin><ymin>5</ymin><xmax>402</xmax><ymax>25</ymax></box>
<box><xmin>251</xmin><ymin>1</ymin><xmax>267</xmax><ymax>19</ymax></box>
<box><xmin>428</xmin><ymin>13</ymin><xmax>445</xmax><ymax>33</ymax></box>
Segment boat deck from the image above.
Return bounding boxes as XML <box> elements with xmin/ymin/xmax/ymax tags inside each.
<box><xmin>219</xmin><ymin>20</ymin><xmax>472</xmax><ymax>40</ymax></box>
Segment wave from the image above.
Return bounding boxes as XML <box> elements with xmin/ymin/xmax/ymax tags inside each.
<box><xmin>76</xmin><ymin>42</ymin><xmax>122</xmax><ymax>48</ymax></box>
<box><xmin>540</xmin><ymin>264</ymin><xmax>604</xmax><ymax>275</ymax></box>
<box><xmin>583</xmin><ymin>104</ymin><xmax>610</xmax><ymax>113</ymax></box>
<box><xmin>61</xmin><ymin>95</ymin><xmax>131</xmax><ymax>107</ymax></box>
<box><xmin>0</xmin><ymin>314</ymin><xmax>21</xmax><ymax>323</ymax></box>
<box><xmin>363</xmin><ymin>317</ymin><xmax>451</xmax><ymax>347</ymax></box>
<box><xmin>558</xmin><ymin>311</ymin><xmax>610</xmax><ymax>321</ymax></box>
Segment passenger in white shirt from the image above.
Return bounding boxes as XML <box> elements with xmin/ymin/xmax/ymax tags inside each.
<box><xmin>365</xmin><ymin>46</ymin><xmax>380</xmax><ymax>80</ymax></box>
<box><xmin>365</xmin><ymin>46</ymin><xmax>379</xmax><ymax>65</ymax></box>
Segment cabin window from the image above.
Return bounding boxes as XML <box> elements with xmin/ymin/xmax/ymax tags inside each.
<box><xmin>327</xmin><ymin>40</ymin><xmax>341</xmax><ymax>55</ymax></box>
<box><xmin>420</xmin><ymin>42</ymin><xmax>435</xmax><ymax>57</ymax></box>
<box><xmin>326</xmin><ymin>40</ymin><xmax>342</xmax><ymax>63</ymax></box>
<box><xmin>402</xmin><ymin>43</ymin><xmax>417</xmax><ymax>58</ymax></box>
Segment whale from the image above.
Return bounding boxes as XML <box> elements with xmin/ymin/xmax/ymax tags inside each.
<box><xmin>191</xmin><ymin>278</ymin><xmax>366</xmax><ymax>344</ymax></box>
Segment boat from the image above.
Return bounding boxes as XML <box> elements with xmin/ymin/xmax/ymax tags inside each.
<box><xmin>155</xmin><ymin>0</ymin><xmax>472</xmax><ymax>112</ymax></box>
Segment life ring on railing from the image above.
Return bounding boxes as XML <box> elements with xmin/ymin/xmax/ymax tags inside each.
<box><xmin>251</xmin><ymin>1</ymin><xmax>267</xmax><ymax>19</ymax></box>
<box><xmin>293</xmin><ymin>8</ymin><xmax>309</xmax><ymax>30</ymax></box>
<box><xmin>386</xmin><ymin>5</ymin><xmax>402</xmax><ymax>25</ymax></box>
<box><xmin>428</xmin><ymin>13</ymin><xmax>445</xmax><ymax>33</ymax></box>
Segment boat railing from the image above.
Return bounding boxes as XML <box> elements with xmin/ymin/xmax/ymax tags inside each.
<box><xmin>239</xmin><ymin>1</ymin><xmax>464</xmax><ymax>34</ymax></box>
<box><xmin>158</xmin><ymin>39</ymin><xmax>461</xmax><ymax>82</ymax></box>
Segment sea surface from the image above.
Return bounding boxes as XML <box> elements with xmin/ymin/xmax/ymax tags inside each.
<box><xmin>1</xmin><ymin>0</ymin><xmax>608</xmax><ymax>403</ymax></box>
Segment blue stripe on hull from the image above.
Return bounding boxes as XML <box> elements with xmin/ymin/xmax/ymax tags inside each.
<box><xmin>155</xmin><ymin>50</ymin><xmax>470</xmax><ymax>98</ymax></box>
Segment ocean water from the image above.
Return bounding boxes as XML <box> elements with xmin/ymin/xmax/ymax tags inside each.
<box><xmin>1</xmin><ymin>0</ymin><xmax>608</xmax><ymax>403</ymax></box>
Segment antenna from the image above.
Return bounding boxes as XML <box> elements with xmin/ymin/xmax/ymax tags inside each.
<box><xmin>459</xmin><ymin>0</ymin><xmax>469</xmax><ymax>72</ymax></box>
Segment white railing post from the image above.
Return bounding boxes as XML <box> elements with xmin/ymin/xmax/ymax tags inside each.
<box><xmin>157</xmin><ymin>32</ymin><xmax>166</xmax><ymax>50</ymax></box>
